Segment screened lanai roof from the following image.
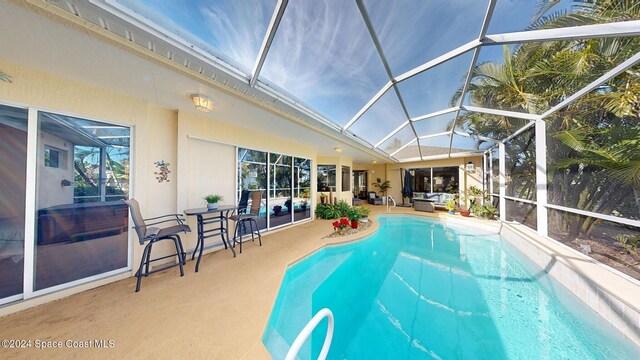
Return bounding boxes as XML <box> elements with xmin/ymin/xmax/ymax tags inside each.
<box><xmin>49</xmin><ymin>0</ymin><xmax>640</xmax><ymax>162</ymax></box>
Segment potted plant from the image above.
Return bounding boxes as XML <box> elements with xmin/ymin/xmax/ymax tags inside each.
<box><xmin>204</xmin><ymin>194</ymin><xmax>223</xmax><ymax>210</ymax></box>
<box><xmin>320</xmin><ymin>193</ymin><xmax>328</xmax><ymax>204</ymax></box>
<box><xmin>372</xmin><ymin>178</ymin><xmax>392</xmax><ymax>204</ymax></box>
<box><xmin>358</xmin><ymin>206</ymin><xmax>371</xmax><ymax>223</ymax></box>
<box><xmin>273</xmin><ymin>205</ymin><xmax>282</xmax><ymax>216</ymax></box>
<box><xmin>346</xmin><ymin>208</ymin><xmax>361</xmax><ymax>229</ymax></box>
<box><xmin>300</xmin><ymin>188</ymin><xmax>310</xmax><ymax>210</ymax></box>
<box><xmin>445</xmin><ymin>199</ymin><xmax>456</xmax><ymax>215</ymax></box>
<box><xmin>459</xmin><ymin>208</ymin><xmax>471</xmax><ymax>217</ymax></box>
<box><xmin>332</xmin><ymin>218</ymin><xmax>350</xmax><ymax>235</ymax></box>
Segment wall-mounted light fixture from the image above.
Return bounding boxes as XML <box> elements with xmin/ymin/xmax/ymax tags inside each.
<box><xmin>466</xmin><ymin>161</ymin><xmax>475</xmax><ymax>172</ymax></box>
<box><xmin>371</xmin><ymin>160</ymin><xmax>377</xmax><ymax>165</ymax></box>
<box><xmin>334</xmin><ymin>147</ymin><xmax>343</xmax><ymax>153</ymax></box>
<box><xmin>191</xmin><ymin>94</ymin><xmax>214</xmax><ymax>112</ymax></box>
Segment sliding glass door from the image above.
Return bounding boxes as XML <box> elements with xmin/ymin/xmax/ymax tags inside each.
<box><xmin>34</xmin><ymin>112</ymin><xmax>130</xmax><ymax>291</ymax></box>
<box><xmin>293</xmin><ymin>158</ymin><xmax>311</xmax><ymax>222</ymax></box>
<box><xmin>0</xmin><ymin>104</ymin><xmax>28</xmax><ymax>303</ymax></box>
<box><xmin>0</xmin><ymin>105</ymin><xmax>132</xmax><ymax>302</ymax></box>
<box><xmin>269</xmin><ymin>153</ymin><xmax>292</xmax><ymax>228</ymax></box>
<box><xmin>237</xmin><ymin>148</ymin><xmax>267</xmax><ymax>230</ymax></box>
<box><xmin>238</xmin><ymin>148</ymin><xmax>311</xmax><ymax>230</ymax></box>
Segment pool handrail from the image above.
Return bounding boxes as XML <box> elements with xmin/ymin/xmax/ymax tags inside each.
<box><xmin>285</xmin><ymin>308</ymin><xmax>334</xmax><ymax>360</ymax></box>
<box><xmin>387</xmin><ymin>195</ymin><xmax>396</xmax><ymax>212</ymax></box>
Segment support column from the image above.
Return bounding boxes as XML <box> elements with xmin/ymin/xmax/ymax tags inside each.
<box><xmin>535</xmin><ymin>119</ymin><xmax>548</xmax><ymax>237</ymax></box>
<box><xmin>499</xmin><ymin>142</ymin><xmax>506</xmax><ymax>221</ymax></box>
<box><xmin>99</xmin><ymin>147</ymin><xmax>107</xmax><ymax>202</ymax></box>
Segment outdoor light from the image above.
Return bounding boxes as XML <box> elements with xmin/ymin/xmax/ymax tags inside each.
<box><xmin>466</xmin><ymin>161</ymin><xmax>475</xmax><ymax>172</ymax></box>
<box><xmin>191</xmin><ymin>94</ymin><xmax>214</xmax><ymax>112</ymax></box>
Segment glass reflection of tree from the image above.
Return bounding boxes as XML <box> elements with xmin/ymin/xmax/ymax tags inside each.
<box><xmin>74</xmin><ymin>146</ymin><xmax>129</xmax><ymax>202</ymax></box>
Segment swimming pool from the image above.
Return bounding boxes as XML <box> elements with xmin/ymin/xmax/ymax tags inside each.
<box><xmin>263</xmin><ymin>215</ymin><xmax>640</xmax><ymax>359</ymax></box>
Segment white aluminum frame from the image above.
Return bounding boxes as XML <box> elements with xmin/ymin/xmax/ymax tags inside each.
<box><xmin>70</xmin><ymin>1</ymin><xmax>640</xmax><ymax>166</ymax></box>
<box><xmin>0</xmin><ymin>101</ymin><xmax>134</xmax><ymax>305</ymax></box>
<box><xmin>534</xmin><ymin>119</ymin><xmax>548</xmax><ymax>237</ymax></box>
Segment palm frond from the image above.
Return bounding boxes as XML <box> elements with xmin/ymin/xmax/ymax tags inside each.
<box><xmin>552</xmin><ymin>127</ymin><xmax>589</xmax><ymax>152</ymax></box>
<box><xmin>609</xmin><ymin>160</ymin><xmax>640</xmax><ymax>187</ymax></box>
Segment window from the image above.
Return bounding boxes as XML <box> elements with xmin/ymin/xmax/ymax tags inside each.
<box><xmin>409</xmin><ymin>166</ymin><xmax>459</xmax><ymax>194</ymax></box>
<box><xmin>317</xmin><ymin>165</ymin><xmax>336</xmax><ymax>191</ymax></box>
<box><xmin>432</xmin><ymin>167</ymin><xmax>459</xmax><ymax>193</ymax></box>
<box><xmin>341</xmin><ymin>166</ymin><xmax>350</xmax><ymax>192</ymax></box>
<box><xmin>44</xmin><ymin>146</ymin><xmax>61</xmax><ymax>168</ymax></box>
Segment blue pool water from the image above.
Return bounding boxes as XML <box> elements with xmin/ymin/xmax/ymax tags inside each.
<box><xmin>263</xmin><ymin>215</ymin><xmax>640</xmax><ymax>359</ymax></box>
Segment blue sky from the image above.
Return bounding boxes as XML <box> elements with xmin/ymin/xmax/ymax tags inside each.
<box><xmin>115</xmin><ymin>0</ymin><xmax>576</xmax><ymax>152</ymax></box>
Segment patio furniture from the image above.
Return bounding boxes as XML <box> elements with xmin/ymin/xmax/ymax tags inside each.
<box><xmin>124</xmin><ymin>199</ymin><xmax>190</xmax><ymax>292</ymax></box>
<box><xmin>184</xmin><ymin>204</ymin><xmax>238</xmax><ymax>272</ymax></box>
<box><xmin>413</xmin><ymin>199</ymin><xmax>435</xmax><ymax>212</ymax></box>
<box><xmin>368</xmin><ymin>191</ymin><xmax>383</xmax><ymax>205</ymax></box>
<box><xmin>352</xmin><ymin>195</ymin><xmax>363</xmax><ymax>206</ymax></box>
<box><xmin>412</xmin><ymin>192</ymin><xmax>457</xmax><ymax>209</ymax></box>
<box><xmin>232</xmin><ymin>191</ymin><xmax>262</xmax><ymax>254</ymax></box>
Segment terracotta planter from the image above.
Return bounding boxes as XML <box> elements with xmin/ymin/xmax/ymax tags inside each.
<box><xmin>460</xmin><ymin>210</ymin><xmax>470</xmax><ymax>217</ymax></box>
<box><xmin>351</xmin><ymin>220</ymin><xmax>358</xmax><ymax>229</ymax></box>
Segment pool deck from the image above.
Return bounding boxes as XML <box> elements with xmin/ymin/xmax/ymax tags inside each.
<box><xmin>0</xmin><ymin>206</ymin><xmax>472</xmax><ymax>359</ymax></box>
<box><xmin>3</xmin><ymin>205</ymin><xmax>638</xmax><ymax>358</ymax></box>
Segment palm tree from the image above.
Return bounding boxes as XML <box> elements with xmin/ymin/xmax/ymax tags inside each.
<box><xmin>455</xmin><ymin>0</ymin><xmax>640</xmax><ymax>238</ymax></box>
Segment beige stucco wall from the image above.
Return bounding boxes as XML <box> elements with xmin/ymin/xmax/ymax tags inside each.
<box><xmin>0</xmin><ymin>59</ymin><xmax>323</xmax><ymax>312</ymax></box>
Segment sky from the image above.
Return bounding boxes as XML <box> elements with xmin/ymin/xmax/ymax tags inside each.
<box><xmin>114</xmin><ymin>0</ymin><xmax>580</xmax><ymax>154</ymax></box>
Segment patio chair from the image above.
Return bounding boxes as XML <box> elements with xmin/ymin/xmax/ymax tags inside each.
<box><xmin>368</xmin><ymin>191</ymin><xmax>383</xmax><ymax>205</ymax></box>
<box><xmin>124</xmin><ymin>199</ymin><xmax>190</xmax><ymax>292</ymax></box>
<box><xmin>232</xmin><ymin>190</ymin><xmax>262</xmax><ymax>253</ymax></box>
<box><xmin>353</xmin><ymin>192</ymin><xmax>363</xmax><ymax>206</ymax></box>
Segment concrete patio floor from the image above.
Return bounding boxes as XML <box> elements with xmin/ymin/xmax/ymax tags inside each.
<box><xmin>0</xmin><ymin>205</ymin><xmax>463</xmax><ymax>359</ymax></box>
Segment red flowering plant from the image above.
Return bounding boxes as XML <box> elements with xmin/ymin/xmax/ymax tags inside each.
<box><xmin>332</xmin><ymin>218</ymin><xmax>350</xmax><ymax>232</ymax></box>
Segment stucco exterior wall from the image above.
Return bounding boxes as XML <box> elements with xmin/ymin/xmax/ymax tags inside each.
<box><xmin>0</xmin><ymin>60</ymin><xmax>328</xmax><ymax>312</ymax></box>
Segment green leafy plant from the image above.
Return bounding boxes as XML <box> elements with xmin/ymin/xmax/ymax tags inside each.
<box><xmin>466</xmin><ymin>186</ymin><xmax>485</xmax><ymax>212</ymax></box>
<box><xmin>474</xmin><ymin>204</ymin><xmax>498</xmax><ymax>220</ymax></box>
<box><xmin>445</xmin><ymin>200</ymin><xmax>456</xmax><ymax>212</ymax></box>
<box><xmin>300</xmin><ymin>188</ymin><xmax>311</xmax><ymax>199</ymax></box>
<box><xmin>204</xmin><ymin>194</ymin><xmax>223</xmax><ymax>204</ymax></box>
<box><xmin>315</xmin><ymin>204</ymin><xmax>342</xmax><ymax>219</ymax></box>
<box><xmin>346</xmin><ymin>207</ymin><xmax>361</xmax><ymax>222</ymax></box>
<box><xmin>357</xmin><ymin>206</ymin><xmax>371</xmax><ymax>218</ymax></box>
<box><xmin>372</xmin><ymin>178</ymin><xmax>392</xmax><ymax>196</ymax></box>
<box><xmin>334</xmin><ymin>200</ymin><xmax>351</xmax><ymax>217</ymax></box>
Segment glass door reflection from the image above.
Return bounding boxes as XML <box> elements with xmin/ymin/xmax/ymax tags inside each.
<box><xmin>269</xmin><ymin>153</ymin><xmax>292</xmax><ymax>228</ymax></box>
<box><xmin>0</xmin><ymin>105</ymin><xmax>28</xmax><ymax>302</ymax></box>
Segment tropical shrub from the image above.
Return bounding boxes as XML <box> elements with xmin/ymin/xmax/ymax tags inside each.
<box><xmin>315</xmin><ymin>204</ymin><xmax>342</xmax><ymax>220</ymax></box>
<box><xmin>346</xmin><ymin>208</ymin><xmax>361</xmax><ymax>222</ymax></box>
<box><xmin>334</xmin><ymin>200</ymin><xmax>351</xmax><ymax>217</ymax></box>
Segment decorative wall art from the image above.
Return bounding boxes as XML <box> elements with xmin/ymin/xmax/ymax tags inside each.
<box><xmin>154</xmin><ymin>160</ymin><xmax>170</xmax><ymax>183</ymax></box>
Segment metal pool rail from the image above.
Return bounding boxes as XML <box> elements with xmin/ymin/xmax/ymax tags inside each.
<box><xmin>285</xmin><ymin>308</ymin><xmax>334</xmax><ymax>360</ymax></box>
